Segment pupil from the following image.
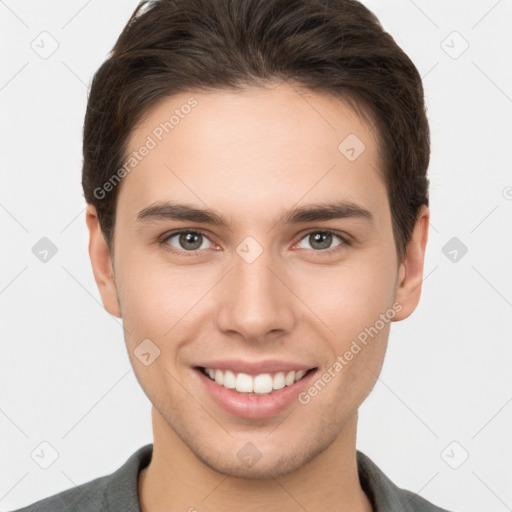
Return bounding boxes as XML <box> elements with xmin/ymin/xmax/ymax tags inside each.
<box><xmin>180</xmin><ymin>232</ymin><xmax>202</xmax><ymax>250</ymax></box>
<box><xmin>311</xmin><ymin>232</ymin><xmax>331</xmax><ymax>250</ymax></box>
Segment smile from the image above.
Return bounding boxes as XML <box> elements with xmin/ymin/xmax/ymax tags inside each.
<box><xmin>199</xmin><ymin>367</ymin><xmax>313</xmax><ymax>395</ymax></box>
<box><xmin>194</xmin><ymin>359</ymin><xmax>319</xmax><ymax>418</ymax></box>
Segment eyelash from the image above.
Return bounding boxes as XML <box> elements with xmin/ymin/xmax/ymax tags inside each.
<box><xmin>159</xmin><ymin>229</ymin><xmax>351</xmax><ymax>258</ymax></box>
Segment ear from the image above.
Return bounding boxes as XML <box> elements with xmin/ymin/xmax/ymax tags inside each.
<box><xmin>85</xmin><ymin>204</ymin><xmax>121</xmax><ymax>318</ymax></box>
<box><xmin>393</xmin><ymin>204</ymin><xmax>430</xmax><ymax>321</ymax></box>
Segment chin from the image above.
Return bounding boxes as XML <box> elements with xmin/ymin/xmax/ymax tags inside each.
<box><xmin>198</xmin><ymin>450</ymin><xmax>307</xmax><ymax>479</ymax></box>
<box><xmin>194</xmin><ymin>431</ymin><xmax>335</xmax><ymax>480</ymax></box>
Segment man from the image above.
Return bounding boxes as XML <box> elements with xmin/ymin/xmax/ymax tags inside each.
<box><xmin>12</xmin><ymin>0</ymin><xmax>451</xmax><ymax>510</ymax></box>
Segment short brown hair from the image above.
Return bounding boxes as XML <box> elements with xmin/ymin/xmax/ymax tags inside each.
<box><xmin>82</xmin><ymin>0</ymin><xmax>430</xmax><ymax>263</ymax></box>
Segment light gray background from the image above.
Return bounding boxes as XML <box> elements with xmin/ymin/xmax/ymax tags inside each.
<box><xmin>1</xmin><ymin>1</ymin><xmax>511</xmax><ymax>510</ymax></box>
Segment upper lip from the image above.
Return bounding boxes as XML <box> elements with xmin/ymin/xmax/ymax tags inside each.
<box><xmin>195</xmin><ymin>359</ymin><xmax>317</xmax><ymax>375</ymax></box>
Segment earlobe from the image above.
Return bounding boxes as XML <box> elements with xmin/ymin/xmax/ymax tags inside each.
<box><xmin>85</xmin><ymin>205</ymin><xmax>122</xmax><ymax>318</ymax></box>
<box><xmin>393</xmin><ymin>205</ymin><xmax>430</xmax><ymax>322</ymax></box>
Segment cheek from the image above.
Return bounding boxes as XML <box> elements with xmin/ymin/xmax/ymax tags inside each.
<box><xmin>294</xmin><ymin>255</ymin><xmax>395</xmax><ymax>408</ymax></box>
<box><xmin>299</xmin><ymin>256</ymin><xmax>397</xmax><ymax>341</ymax></box>
<box><xmin>115</xmin><ymin>255</ymin><xmax>205</xmax><ymax>343</ymax></box>
<box><xmin>115</xmin><ymin>261</ymin><xmax>200</xmax><ymax>398</ymax></box>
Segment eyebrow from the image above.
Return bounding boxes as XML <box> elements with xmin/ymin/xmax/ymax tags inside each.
<box><xmin>135</xmin><ymin>200</ymin><xmax>374</xmax><ymax>228</ymax></box>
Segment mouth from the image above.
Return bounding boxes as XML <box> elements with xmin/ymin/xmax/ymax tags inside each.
<box><xmin>193</xmin><ymin>363</ymin><xmax>319</xmax><ymax>419</ymax></box>
<box><xmin>196</xmin><ymin>366</ymin><xmax>317</xmax><ymax>396</ymax></box>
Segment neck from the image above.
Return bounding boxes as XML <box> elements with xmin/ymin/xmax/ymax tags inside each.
<box><xmin>138</xmin><ymin>407</ymin><xmax>372</xmax><ymax>512</ymax></box>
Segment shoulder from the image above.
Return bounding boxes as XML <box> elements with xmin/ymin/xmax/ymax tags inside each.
<box><xmin>10</xmin><ymin>473</ymin><xmax>111</xmax><ymax>512</ymax></box>
<box><xmin>8</xmin><ymin>444</ymin><xmax>153</xmax><ymax>512</ymax></box>
<box><xmin>357</xmin><ymin>450</ymin><xmax>453</xmax><ymax>512</ymax></box>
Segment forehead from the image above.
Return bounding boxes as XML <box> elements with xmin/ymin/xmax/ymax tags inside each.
<box><xmin>119</xmin><ymin>82</ymin><xmax>386</xmax><ymax>221</ymax></box>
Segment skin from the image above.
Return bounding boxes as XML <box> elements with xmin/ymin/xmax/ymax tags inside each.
<box><xmin>86</xmin><ymin>81</ymin><xmax>429</xmax><ymax>511</ymax></box>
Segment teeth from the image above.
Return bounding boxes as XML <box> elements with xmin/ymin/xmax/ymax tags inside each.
<box><xmin>254</xmin><ymin>374</ymin><xmax>273</xmax><ymax>394</ymax></box>
<box><xmin>223</xmin><ymin>370</ymin><xmax>236</xmax><ymax>389</ymax></box>
<box><xmin>273</xmin><ymin>372</ymin><xmax>285</xmax><ymax>390</ymax></box>
<box><xmin>202</xmin><ymin>367</ymin><xmax>310</xmax><ymax>394</ymax></box>
<box><xmin>295</xmin><ymin>369</ymin><xmax>306</xmax><ymax>382</ymax></box>
<box><xmin>235</xmin><ymin>373</ymin><xmax>254</xmax><ymax>393</ymax></box>
<box><xmin>285</xmin><ymin>371</ymin><xmax>295</xmax><ymax>386</ymax></box>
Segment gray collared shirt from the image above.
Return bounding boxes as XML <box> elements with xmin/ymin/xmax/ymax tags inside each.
<box><xmin>10</xmin><ymin>444</ymin><xmax>452</xmax><ymax>511</ymax></box>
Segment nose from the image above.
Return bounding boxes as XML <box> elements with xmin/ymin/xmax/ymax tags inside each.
<box><xmin>214</xmin><ymin>246</ymin><xmax>296</xmax><ymax>342</ymax></box>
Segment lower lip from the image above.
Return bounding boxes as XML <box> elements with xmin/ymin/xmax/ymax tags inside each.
<box><xmin>195</xmin><ymin>367</ymin><xmax>317</xmax><ymax>419</ymax></box>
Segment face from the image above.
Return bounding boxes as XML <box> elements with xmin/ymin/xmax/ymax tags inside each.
<box><xmin>87</xmin><ymin>81</ymin><xmax>428</xmax><ymax>478</ymax></box>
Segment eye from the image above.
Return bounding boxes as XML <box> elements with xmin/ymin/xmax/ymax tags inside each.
<box><xmin>295</xmin><ymin>230</ymin><xmax>348</xmax><ymax>253</ymax></box>
<box><xmin>162</xmin><ymin>230</ymin><xmax>215</xmax><ymax>255</ymax></box>
<box><xmin>160</xmin><ymin>228</ymin><xmax>349</xmax><ymax>257</ymax></box>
